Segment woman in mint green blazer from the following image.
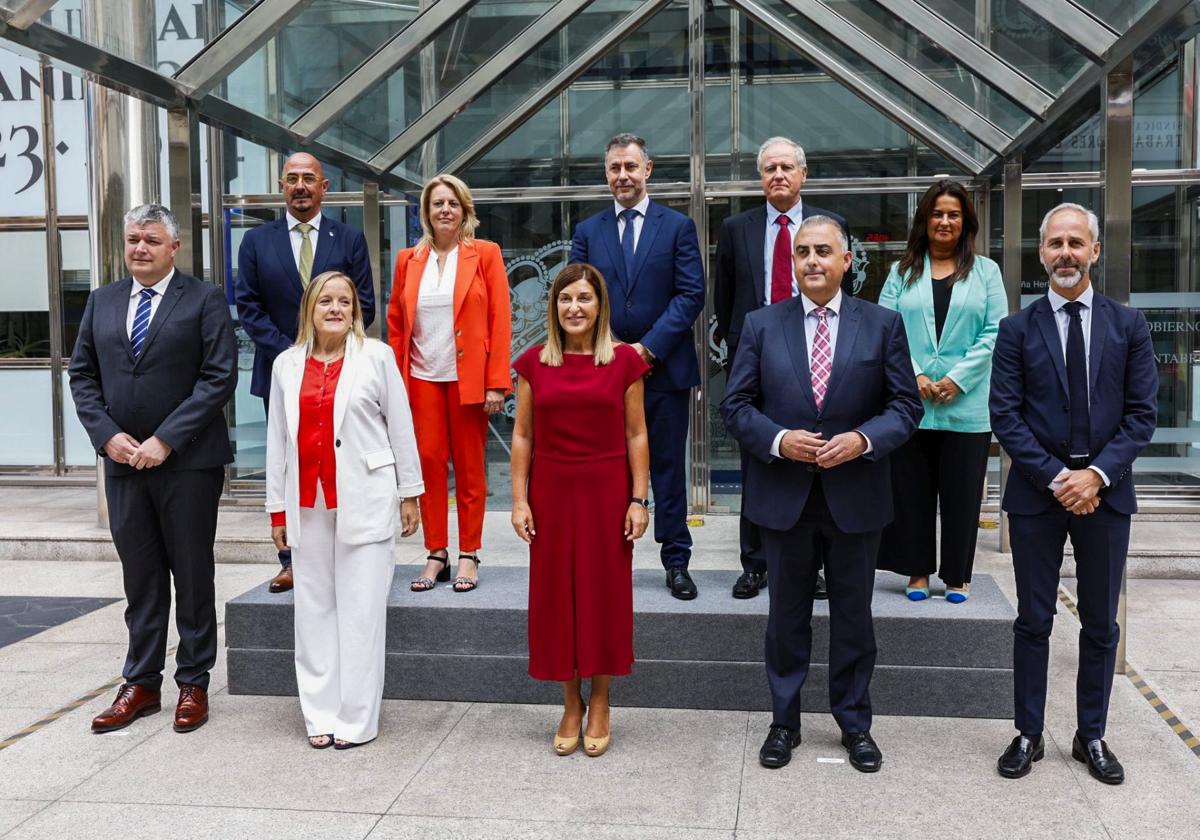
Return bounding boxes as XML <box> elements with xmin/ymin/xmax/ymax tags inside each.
<box><xmin>876</xmin><ymin>181</ymin><xmax>1006</xmax><ymax>603</ymax></box>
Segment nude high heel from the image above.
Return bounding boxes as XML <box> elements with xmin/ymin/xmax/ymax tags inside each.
<box><xmin>554</xmin><ymin>727</ymin><xmax>582</xmax><ymax>756</ymax></box>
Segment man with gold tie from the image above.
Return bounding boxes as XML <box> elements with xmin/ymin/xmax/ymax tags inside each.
<box><xmin>235</xmin><ymin>153</ymin><xmax>375</xmax><ymax>592</ymax></box>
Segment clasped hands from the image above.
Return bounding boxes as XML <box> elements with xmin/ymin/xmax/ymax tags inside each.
<box><xmin>779</xmin><ymin>429</ymin><xmax>866</xmax><ymax>469</ymax></box>
<box><xmin>916</xmin><ymin>374</ymin><xmax>961</xmax><ymax>405</ymax></box>
<box><xmin>104</xmin><ymin>432</ymin><xmax>171</xmax><ymax>470</ymax></box>
<box><xmin>1052</xmin><ymin>468</ymin><xmax>1103</xmax><ymax>516</ymax></box>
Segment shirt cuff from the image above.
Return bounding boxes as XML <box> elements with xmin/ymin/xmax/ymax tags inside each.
<box><xmin>270</xmin><ymin>511</ymin><xmax>286</xmax><ymax>527</ymax></box>
<box><xmin>856</xmin><ymin>431</ymin><xmax>873</xmax><ymax>454</ymax></box>
<box><xmin>1049</xmin><ymin>469</ymin><xmax>1070</xmax><ymax>492</ymax></box>
<box><xmin>770</xmin><ymin>429</ymin><xmax>788</xmax><ymax>459</ymax></box>
<box><xmin>1088</xmin><ymin>465</ymin><xmax>1111</xmax><ymax>487</ymax></box>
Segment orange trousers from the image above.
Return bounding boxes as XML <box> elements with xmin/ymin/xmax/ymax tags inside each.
<box><xmin>408</xmin><ymin>377</ymin><xmax>488</xmax><ymax>552</ymax></box>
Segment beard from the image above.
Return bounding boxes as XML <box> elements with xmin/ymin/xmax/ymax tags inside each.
<box><xmin>1043</xmin><ymin>257</ymin><xmax>1090</xmax><ymax>289</ymax></box>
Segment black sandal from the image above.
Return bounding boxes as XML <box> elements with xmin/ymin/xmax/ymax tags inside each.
<box><xmin>410</xmin><ymin>553</ymin><xmax>451</xmax><ymax>592</ymax></box>
<box><xmin>308</xmin><ymin>733</ymin><xmax>334</xmax><ymax>749</ymax></box>
<box><xmin>453</xmin><ymin>553</ymin><xmax>481</xmax><ymax>593</ymax></box>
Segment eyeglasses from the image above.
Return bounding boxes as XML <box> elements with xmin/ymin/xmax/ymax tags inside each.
<box><xmin>283</xmin><ymin>173</ymin><xmax>322</xmax><ymax>186</ymax></box>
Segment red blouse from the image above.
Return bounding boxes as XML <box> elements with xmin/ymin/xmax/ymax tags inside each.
<box><xmin>270</xmin><ymin>356</ymin><xmax>343</xmax><ymax>527</ymax></box>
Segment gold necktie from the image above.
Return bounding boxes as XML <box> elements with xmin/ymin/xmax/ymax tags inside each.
<box><xmin>296</xmin><ymin>222</ymin><xmax>314</xmax><ymax>287</ymax></box>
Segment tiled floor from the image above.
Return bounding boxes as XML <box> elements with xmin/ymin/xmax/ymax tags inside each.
<box><xmin>0</xmin><ymin>597</ymin><xmax>118</xmax><ymax>649</ymax></box>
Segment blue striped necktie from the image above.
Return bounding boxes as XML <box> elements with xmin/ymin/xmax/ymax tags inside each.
<box><xmin>131</xmin><ymin>287</ymin><xmax>156</xmax><ymax>356</ymax></box>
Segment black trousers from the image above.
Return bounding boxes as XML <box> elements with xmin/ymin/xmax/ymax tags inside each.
<box><xmin>1009</xmin><ymin>503</ymin><xmax>1128</xmax><ymax>740</ymax></box>
<box><xmin>645</xmin><ymin>387</ymin><xmax>692</xmax><ymax>569</ymax></box>
<box><xmin>761</xmin><ymin>479</ymin><xmax>879</xmax><ymax>734</ymax></box>
<box><xmin>877</xmin><ymin>428</ymin><xmax>991</xmax><ymax>586</ymax></box>
<box><xmin>106</xmin><ymin>466</ymin><xmax>223</xmax><ymax>691</ymax></box>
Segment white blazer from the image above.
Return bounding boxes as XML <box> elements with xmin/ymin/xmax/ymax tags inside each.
<box><xmin>266</xmin><ymin>337</ymin><xmax>424</xmax><ymax>548</ymax></box>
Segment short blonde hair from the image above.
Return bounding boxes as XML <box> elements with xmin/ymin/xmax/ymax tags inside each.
<box><xmin>540</xmin><ymin>263</ymin><xmax>616</xmax><ymax>367</ymax></box>
<box><xmin>418</xmin><ymin>173</ymin><xmax>479</xmax><ymax>249</ymax></box>
<box><xmin>294</xmin><ymin>271</ymin><xmax>366</xmax><ymax>352</ymax></box>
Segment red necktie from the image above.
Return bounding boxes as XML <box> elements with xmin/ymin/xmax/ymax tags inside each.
<box><xmin>811</xmin><ymin>307</ymin><xmax>832</xmax><ymax>410</ymax></box>
<box><xmin>770</xmin><ymin>214</ymin><xmax>793</xmax><ymax>304</ymax></box>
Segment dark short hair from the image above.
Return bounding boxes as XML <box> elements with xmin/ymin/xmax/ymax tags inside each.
<box><xmin>605</xmin><ymin>133</ymin><xmax>649</xmax><ymax>161</ymax></box>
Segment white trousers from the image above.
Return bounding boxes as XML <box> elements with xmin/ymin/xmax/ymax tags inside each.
<box><xmin>293</xmin><ymin>496</ymin><xmax>395</xmax><ymax>743</ymax></box>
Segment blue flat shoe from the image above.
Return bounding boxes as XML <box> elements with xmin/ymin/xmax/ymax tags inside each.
<box><xmin>905</xmin><ymin>587</ymin><xmax>930</xmax><ymax>601</ymax></box>
<box><xmin>946</xmin><ymin>588</ymin><xmax>970</xmax><ymax>604</ymax></box>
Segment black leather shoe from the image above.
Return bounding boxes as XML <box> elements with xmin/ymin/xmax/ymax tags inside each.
<box><xmin>732</xmin><ymin>571</ymin><xmax>767</xmax><ymax>599</ymax></box>
<box><xmin>1072</xmin><ymin>732</ymin><xmax>1124</xmax><ymax>785</ymax></box>
<box><xmin>666</xmin><ymin>568</ymin><xmax>698</xmax><ymax>600</ymax></box>
<box><xmin>759</xmin><ymin>725</ymin><xmax>802</xmax><ymax>769</ymax></box>
<box><xmin>997</xmin><ymin>734</ymin><xmax>1045</xmax><ymax>779</ymax></box>
<box><xmin>813</xmin><ymin>572</ymin><xmax>828</xmax><ymax>600</ymax></box>
<box><xmin>841</xmin><ymin>731</ymin><xmax>882</xmax><ymax>772</ymax></box>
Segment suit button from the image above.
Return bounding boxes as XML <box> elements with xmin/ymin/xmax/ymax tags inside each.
<box><xmin>626</xmin><ymin>302</ymin><xmax>632</xmax><ymax>310</ymax></box>
<box><xmin>335</xmin><ymin>439</ymin><xmax>341</xmax><ymax>447</ymax></box>
<box><xmin>1063</xmin><ymin>405</ymin><xmax>1069</xmax><ymax>412</ymax></box>
<box><xmin>457</xmin><ymin>350</ymin><xmax>464</xmax><ymax>357</ymax></box>
<box><xmin>807</xmin><ymin>465</ymin><xmax>817</xmax><ymax>473</ymax></box>
<box><xmin>455</xmin><ymin>330</ymin><xmax>462</xmax><ymax>337</ymax></box>
<box><xmin>1061</xmin><ymin>441</ymin><xmax>1068</xmax><ymax>448</ymax></box>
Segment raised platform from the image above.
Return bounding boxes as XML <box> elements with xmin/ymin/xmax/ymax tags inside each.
<box><xmin>226</xmin><ymin>568</ymin><xmax>1016</xmax><ymax>718</ymax></box>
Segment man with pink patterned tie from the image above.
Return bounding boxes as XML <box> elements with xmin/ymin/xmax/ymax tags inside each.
<box><xmin>721</xmin><ymin>216</ymin><xmax>921</xmax><ymax>773</ymax></box>
<box><xmin>714</xmin><ymin>138</ymin><xmax>855</xmax><ymax>601</ymax></box>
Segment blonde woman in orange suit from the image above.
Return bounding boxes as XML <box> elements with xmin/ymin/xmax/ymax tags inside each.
<box><xmin>387</xmin><ymin>174</ymin><xmax>512</xmax><ymax>592</ymax></box>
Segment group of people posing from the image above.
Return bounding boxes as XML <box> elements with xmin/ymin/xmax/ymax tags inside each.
<box><xmin>67</xmin><ymin>132</ymin><xmax>1156</xmax><ymax>785</ymax></box>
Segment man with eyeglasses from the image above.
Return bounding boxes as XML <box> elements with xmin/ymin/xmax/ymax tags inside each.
<box><xmin>235</xmin><ymin>152</ymin><xmax>375</xmax><ymax>593</ymax></box>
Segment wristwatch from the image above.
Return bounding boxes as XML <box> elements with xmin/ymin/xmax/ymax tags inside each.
<box><xmin>630</xmin><ymin>496</ymin><xmax>650</xmax><ymax>508</ymax></box>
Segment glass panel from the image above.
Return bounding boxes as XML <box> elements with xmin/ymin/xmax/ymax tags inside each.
<box><xmin>220</xmin><ymin>0</ymin><xmax>418</xmax><ymax>125</ymax></box>
<box><xmin>59</xmin><ymin>228</ymin><xmax>90</xmax><ymax>357</ymax></box>
<box><xmin>44</xmin><ymin>0</ymin><xmax>248</xmax><ymax>74</ymax></box>
<box><xmin>0</xmin><ymin>230</ymin><xmax>50</xmax><ymax>359</ymax></box>
<box><xmin>0</xmin><ymin>369</ymin><xmax>53</xmax><ymax>465</ymax></box>
<box><xmin>62</xmin><ymin>370</ymin><xmax>95</xmax><ymax>467</ymax></box>
<box><xmin>1087</xmin><ymin>0</ymin><xmax>1162</xmax><ymax>34</ymax></box>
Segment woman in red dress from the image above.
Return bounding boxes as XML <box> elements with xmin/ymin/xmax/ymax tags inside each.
<box><xmin>510</xmin><ymin>263</ymin><xmax>650</xmax><ymax>758</ymax></box>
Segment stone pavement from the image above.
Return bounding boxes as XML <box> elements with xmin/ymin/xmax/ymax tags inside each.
<box><xmin>0</xmin><ymin>486</ymin><xmax>1198</xmax><ymax>838</ymax></box>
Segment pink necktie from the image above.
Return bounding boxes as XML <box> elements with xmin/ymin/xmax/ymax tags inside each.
<box><xmin>770</xmin><ymin>215</ymin><xmax>792</xmax><ymax>304</ymax></box>
<box><xmin>811</xmin><ymin>307</ymin><xmax>832</xmax><ymax>410</ymax></box>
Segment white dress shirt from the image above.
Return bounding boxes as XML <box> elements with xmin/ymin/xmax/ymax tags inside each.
<box><xmin>126</xmin><ymin>269</ymin><xmax>175</xmax><ymax>338</ymax></box>
<box><xmin>763</xmin><ymin>198</ymin><xmax>803</xmax><ymax>304</ymax></box>
<box><xmin>614</xmin><ymin>194</ymin><xmax>651</xmax><ymax>251</ymax></box>
<box><xmin>1045</xmin><ymin>283</ymin><xmax>1109</xmax><ymax>488</ymax></box>
<box><xmin>285</xmin><ymin>211</ymin><xmax>322</xmax><ymax>271</ymax></box>
<box><xmin>411</xmin><ymin>246</ymin><xmax>458</xmax><ymax>382</ymax></box>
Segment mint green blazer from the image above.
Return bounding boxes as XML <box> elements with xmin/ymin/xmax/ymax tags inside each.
<box><xmin>877</xmin><ymin>255</ymin><xmax>1006</xmax><ymax>433</ymax></box>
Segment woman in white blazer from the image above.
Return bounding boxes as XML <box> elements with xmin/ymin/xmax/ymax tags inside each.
<box><xmin>266</xmin><ymin>271</ymin><xmax>424</xmax><ymax>749</ymax></box>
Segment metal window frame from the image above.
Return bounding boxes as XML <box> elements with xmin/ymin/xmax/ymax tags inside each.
<box><xmin>1016</xmin><ymin>0</ymin><xmax>1119</xmax><ymax>61</ymax></box>
<box><xmin>727</xmin><ymin>0</ymin><xmax>988</xmax><ymax>174</ymax></box>
<box><xmin>173</xmin><ymin>0</ymin><xmax>317</xmax><ymax>97</ymax></box>
<box><xmin>780</xmin><ymin>0</ymin><xmax>1010</xmax><ymax>153</ymax></box>
<box><xmin>444</xmin><ymin>0</ymin><xmax>672</xmax><ymax>175</ymax></box>
<box><xmin>370</xmin><ymin>0</ymin><xmax>596</xmax><ymax>175</ymax></box>
<box><xmin>880</xmin><ymin>0</ymin><xmax>1055</xmax><ymax>117</ymax></box>
<box><xmin>0</xmin><ymin>0</ymin><xmax>60</xmax><ymax>30</ymax></box>
<box><xmin>292</xmin><ymin>0</ymin><xmax>481</xmax><ymax>142</ymax></box>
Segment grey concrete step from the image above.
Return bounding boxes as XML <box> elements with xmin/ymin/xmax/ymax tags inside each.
<box><xmin>225</xmin><ymin>568</ymin><xmax>1016</xmax><ymax>718</ymax></box>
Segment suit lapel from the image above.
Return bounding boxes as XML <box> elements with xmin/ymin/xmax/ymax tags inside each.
<box><xmin>915</xmin><ymin>258</ymin><xmax>937</xmax><ymax>349</ymax></box>
<box><xmin>404</xmin><ymin>246</ymin><xmax>428</xmax><ymax>332</ymax></box>
<box><xmin>940</xmin><ymin>268</ymin><xmax>971</xmax><ymax>349</ymax></box>
<box><xmin>1088</xmin><ymin>294</ymin><xmax>1109</xmax><ymax>399</ymax></box>
<box><xmin>743</xmin><ymin>207</ymin><xmax>767</xmax><ymax>306</ymax></box>
<box><xmin>271</xmin><ymin>218</ymin><xmax>303</xmax><ymax>289</ymax></box>
<box><xmin>453</xmin><ymin>242</ymin><xmax>478</xmax><ymax>321</ymax></box>
<box><xmin>782</xmin><ymin>297</ymin><xmax>819</xmax><ymax>413</ymax></box>
<box><xmin>113</xmin><ymin>279</ymin><xmax>136</xmax><ymax>363</ymax></box>
<box><xmin>1033</xmin><ymin>297</ymin><xmax>1070</xmax><ymax>398</ymax></box>
<box><xmin>822</xmin><ymin>296</ymin><xmax>861</xmax><ymax>411</ymax></box>
<box><xmin>279</xmin><ymin>351</ymin><xmax>304</xmax><ymax>441</ymax></box>
<box><xmin>310</xmin><ymin>218</ymin><xmax>335</xmax><ymax>278</ymax></box>
<box><xmin>134</xmin><ymin>275</ymin><xmax>186</xmax><ymax>367</ymax></box>
<box><xmin>599</xmin><ymin>208</ymin><xmax>626</xmax><ymax>289</ymax></box>
<box><xmin>333</xmin><ymin>338</ymin><xmax>363</xmax><ymax>439</ymax></box>
<box><xmin>628</xmin><ymin>202</ymin><xmax>664</xmax><ymax>294</ymax></box>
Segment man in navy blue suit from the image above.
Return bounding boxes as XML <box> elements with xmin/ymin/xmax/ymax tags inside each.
<box><xmin>722</xmin><ymin>216</ymin><xmax>921</xmax><ymax>772</ymax></box>
<box><xmin>714</xmin><ymin>137</ymin><xmax>855</xmax><ymax>601</ymax></box>
<box><xmin>235</xmin><ymin>152</ymin><xmax>375</xmax><ymax>592</ymax></box>
<box><xmin>991</xmin><ymin>203</ymin><xmax>1156</xmax><ymax>785</ymax></box>
<box><xmin>570</xmin><ymin>133</ymin><xmax>706</xmax><ymax>600</ymax></box>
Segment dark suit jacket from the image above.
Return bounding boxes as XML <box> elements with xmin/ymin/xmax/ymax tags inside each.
<box><xmin>235</xmin><ymin>215</ymin><xmax>374</xmax><ymax>398</ymax></box>
<box><xmin>569</xmin><ymin>200</ymin><xmax>705</xmax><ymax>391</ymax></box>
<box><xmin>720</xmin><ymin>294</ymin><xmax>922</xmax><ymax>533</ymax></box>
<box><xmin>68</xmin><ymin>271</ymin><xmax>238</xmax><ymax>476</ymax></box>
<box><xmin>989</xmin><ymin>292</ymin><xmax>1157</xmax><ymax>516</ymax></box>
<box><xmin>713</xmin><ymin>203</ymin><xmax>853</xmax><ymax>360</ymax></box>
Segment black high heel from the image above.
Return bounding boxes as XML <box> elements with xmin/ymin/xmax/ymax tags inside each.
<box><xmin>410</xmin><ymin>553</ymin><xmax>451</xmax><ymax>591</ymax></box>
<box><xmin>453</xmin><ymin>553</ymin><xmax>481</xmax><ymax>592</ymax></box>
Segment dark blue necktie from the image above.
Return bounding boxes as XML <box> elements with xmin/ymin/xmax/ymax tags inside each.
<box><xmin>1063</xmin><ymin>300</ymin><xmax>1090</xmax><ymax>461</ymax></box>
<box><xmin>620</xmin><ymin>208</ymin><xmax>640</xmax><ymax>279</ymax></box>
<box><xmin>131</xmin><ymin>287</ymin><xmax>156</xmax><ymax>357</ymax></box>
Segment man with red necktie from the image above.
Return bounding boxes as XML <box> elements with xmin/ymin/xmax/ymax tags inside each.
<box><xmin>714</xmin><ymin>137</ymin><xmax>855</xmax><ymax>601</ymax></box>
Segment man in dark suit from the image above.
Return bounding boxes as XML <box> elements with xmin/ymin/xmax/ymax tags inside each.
<box><xmin>69</xmin><ymin>204</ymin><xmax>237</xmax><ymax>734</ymax></box>
<box><xmin>714</xmin><ymin>137</ymin><xmax>854</xmax><ymax>601</ymax></box>
<box><xmin>991</xmin><ymin>203</ymin><xmax>1156</xmax><ymax>785</ymax></box>
<box><xmin>235</xmin><ymin>152</ymin><xmax>374</xmax><ymax>593</ymax></box>
<box><xmin>722</xmin><ymin>216</ymin><xmax>921</xmax><ymax>772</ymax></box>
<box><xmin>570</xmin><ymin>132</ymin><xmax>706</xmax><ymax>600</ymax></box>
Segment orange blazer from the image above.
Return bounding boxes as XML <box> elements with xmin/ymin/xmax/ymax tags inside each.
<box><xmin>387</xmin><ymin>238</ymin><xmax>513</xmax><ymax>405</ymax></box>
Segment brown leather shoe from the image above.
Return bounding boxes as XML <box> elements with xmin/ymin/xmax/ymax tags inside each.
<box><xmin>174</xmin><ymin>684</ymin><xmax>209</xmax><ymax>732</ymax></box>
<box><xmin>268</xmin><ymin>566</ymin><xmax>293</xmax><ymax>593</ymax></box>
<box><xmin>92</xmin><ymin>684</ymin><xmax>161</xmax><ymax>733</ymax></box>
